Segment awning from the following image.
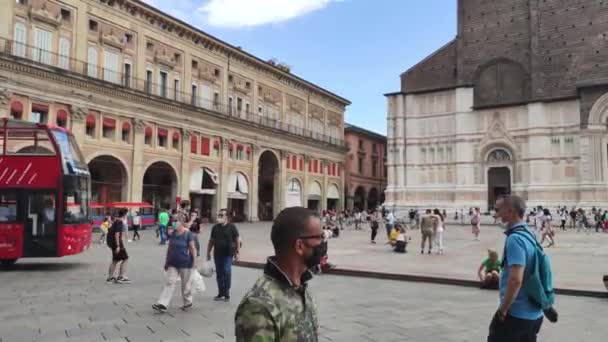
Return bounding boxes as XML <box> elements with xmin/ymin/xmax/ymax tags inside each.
<box><xmin>308</xmin><ymin>181</ymin><xmax>322</xmax><ymax>199</ymax></box>
<box><xmin>204</xmin><ymin>167</ymin><xmax>219</xmax><ymax>184</ymax></box>
<box><xmin>190</xmin><ymin>167</ymin><xmax>219</xmax><ymax>194</ymax></box>
<box><xmin>56</xmin><ymin>109</ymin><xmax>68</xmax><ymax>121</ymax></box>
<box><xmin>106</xmin><ymin>202</ymin><xmax>153</xmax><ymax>208</ymax></box>
<box><xmin>32</xmin><ymin>104</ymin><xmax>48</xmax><ymax>112</ymax></box>
<box><xmin>189</xmin><ymin>167</ymin><xmax>204</xmax><ymax>192</ymax></box>
<box><xmin>158</xmin><ymin>128</ymin><xmax>168</xmax><ymax>137</ymax></box>
<box><xmin>103</xmin><ymin>118</ymin><xmax>116</xmax><ymax>128</ymax></box>
<box><xmin>122</xmin><ymin>122</ymin><xmax>131</xmax><ymax>131</ymax></box>
<box><xmin>236</xmin><ymin>144</ymin><xmax>243</xmax><ymax>151</ymax></box>
<box><xmin>327</xmin><ymin>184</ymin><xmax>340</xmax><ymax>199</ymax></box>
<box><xmin>227</xmin><ymin>172</ymin><xmax>248</xmax><ymax>197</ymax></box>
<box><xmin>228</xmin><ymin>142</ymin><xmax>234</xmax><ymax>150</ymax></box>
<box><xmin>86</xmin><ymin>114</ymin><xmax>96</xmax><ymax>127</ymax></box>
<box><xmin>173</xmin><ymin>131</ymin><xmax>180</xmax><ymax>141</ymax></box>
<box><xmin>145</xmin><ymin>126</ymin><xmax>152</xmax><ymax>137</ymax></box>
<box><xmin>10</xmin><ymin>101</ymin><xmax>23</xmax><ymax>113</ymax></box>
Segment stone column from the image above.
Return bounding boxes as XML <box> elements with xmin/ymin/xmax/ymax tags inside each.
<box><xmin>322</xmin><ymin>159</ymin><xmax>329</xmax><ymax>211</ymax></box>
<box><xmin>218</xmin><ymin>138</ymin><xmax>229</xmax><ymax>211</ymax></box>
<box><xmin>0</xmin><ymin>88</ymin><xmax>10</xmax><ymax>118</ymax></box>
<box><xmin>250</xmin><ymin>145</ymin><xmax>260</xmax><ymax>221</ymax></box>
<box><xmin>278</xmin><ymin>150</ymin><xmax>289</xmax><ymax>214</ymax></box>
<box><xmin>130</xmin><ymin>119</ymin><xmax>146</xmax><ymax>203</ymax></box>
<box><xmin>179</xmin><ymin>129</ymin><xmax>192</xmax><ymax>199</ymax></box>
<box><xmin>303</xmin><ymin>155</ymin><xmax>310</xmax><ymax>209</ymax></box>
<box><xmin>70</xmin><ymin>106</ymin><xmax>87</xmax><ymax>143</ymax></box>
<box><xmin>339</xmin><ymin>161</ymin><xmax>345</xmax><ymax>211</ymax></box>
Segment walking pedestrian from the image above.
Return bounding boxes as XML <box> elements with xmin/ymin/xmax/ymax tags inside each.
<box><xmin>471</xmin><ymin>207</ymin><xmax>481</xmax><ymax>240</ymax></box>
<box><xmin>354</xmin><ymin>210</ymin><xmax>362</xmax><ymax>230</ymax></box>
<box><xmin>385</xmin><ymin>210</ymin><xmax>395</xmax><ymax>238</ymax></box>
<box><xmin>158</xmin><ymin>208</ymin><xmax>170</xmax><ymax>245</ymax></box>
<box><xmin>433</xmin><ymin>208</ymin><xmax>445</xmax><ymax>255</ymax></box>
<box><xmin>152</xmin><ymin>215</ymin><xmax>197</xmax><ymax>313</ymax></box>
<box><xmin>106</xmin><ymin>209</ymin><xmax>131</xmax><ymax>284</ymax></box>
<box><xmin>539</xmin><ymin>208</ymin><xmax>555</xmax><ymax>247</ymax></box>
<box><xmin>370</xmin><ymin>210</ymin><xmax>380</xmax><ymax>244</ymax></box>
<box><xmin>488</xmin><ymin>195</ymin><xmax>544</xmax><ymax>342</ymax></box>
<box><xmin>189</xmin><ymin>210</ymin><xmax>204</xmax><ymax>267</ymax></box>
<box><xmin>419</xmin><ymin>209</ymin><xmax>437</xmax><ymax>254</ymax></box>
<box><xmin>206</xmin><ymin>209</ymin><xmax>240</xmax><ymax>301</ymax></box>
<box><xmin>559</xmin><ymin>209</ymin><xmax>567</xmax><ymax>231</ymax></box>
<box><xmin>235</xmin><ymin>207</ymin><xmax>322</xmax><ymax>341</ymax></box>
<box><xmin>99</xmin><ymin>215</ymin><xmax>110</xmax><ymax>244</ymax></box>
<box><xmin>132</xmin><ymin>211</ymin><xmax>141</xmax><ymax>241</ymax></box>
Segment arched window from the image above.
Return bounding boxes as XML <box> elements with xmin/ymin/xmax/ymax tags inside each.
<box><xmin>487</xmin><ymin>149</ymin><xmax>511</xmax><ymax>162</ymax></box>
<box><xmin>474</xmin><ymin>59</ymin><xmax>530</xmax><ymax>107</ymax></box>
<box><xmin>87</xmin><ymin>47</ymin><xmax>98</xmax><ymax>77</ymax></box>
<box><xmin>13</xmin><ymin>22</ymin><xmax>27</xmax><ymax>57</ymax></box>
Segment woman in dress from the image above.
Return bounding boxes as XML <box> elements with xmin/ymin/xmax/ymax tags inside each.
<box><xmin>540</xmin><ymin>208</ymin><xmax>555</xmax><ymax>247</ymax></box>
<box><xmin>471</xmin><ymin>207</ymin><xmax>481</xmax><ymax>241</ymax></box>
<box><xmin>433</xmin><ymin>208</ymin><xmax>445</xmax><ymax>255</ymax></box>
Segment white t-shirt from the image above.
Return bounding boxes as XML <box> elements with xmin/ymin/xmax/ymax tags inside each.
<box><xmin>133</xmin><ymin>215</ymin><xmax>141</xmax><ymax>225</ymax></box>
<box><xmin>355</xmin><ymin>212</ymin><xmax>362</xmax><ymax>220</ymax></box>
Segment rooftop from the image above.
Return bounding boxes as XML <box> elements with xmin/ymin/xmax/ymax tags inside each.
<box><xmin>344</xmin><ymin>123</ymin><xmax>386</xmax><ymax>142</ymax></box>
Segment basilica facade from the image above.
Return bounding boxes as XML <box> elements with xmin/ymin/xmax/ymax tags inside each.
<box><xmin>386</xmin><ymin>0</ymin><xmax>608</xmax><ymax>212</ymax></box>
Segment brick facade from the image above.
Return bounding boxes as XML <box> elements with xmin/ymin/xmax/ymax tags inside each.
<box><xmin>403</xmin><ymin>0</ymin><xmax>608</xmax><ymax>113</ymax></box>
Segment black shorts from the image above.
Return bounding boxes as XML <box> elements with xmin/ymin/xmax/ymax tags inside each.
<box><xmin>133</xmin><ymin>225</ymin><xmax>140</xmax><ymax>231</ymax></box>
<box><xmin>109</xmin><ymin>245</ymin><xmax>128</xmax><ymax>261</ymax></box>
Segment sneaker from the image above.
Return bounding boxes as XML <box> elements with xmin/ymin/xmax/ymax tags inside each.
<box><xmin>223</xmin><ymin>296</ymin><xmax>230</xmax><ymax>302</ymax></box>
<box><xmin>180</xmin><ymin>303</ymin><xmax>193</xmax><ymax>311</ymax></box>
<box><xmin>106</xmin><ymin>277</ymin><xmax>115</xmax><ymax>284</ymax></box>
<box><xmin>115</xmin><ymin>276</ymin><xmax>131</xmax><ymax>284</ymax></box>
<box><xmin>427</xmin><ymin>250</ymin><xmax>431</xmax><ymax>255</ymax></box>
<box><xmin>152</xmin><ymin>304</ymin><xmax>167</xmax><ymax>313</ymax></box>
<box><xmin>213</xmin><ymin>295</ymin><xmax>224</xmax><ymax>301</ymax></box>
<box><xmin>128</xmin><ymin>240</ymin><xmax>132</xmax><ymax>243</ymax></box>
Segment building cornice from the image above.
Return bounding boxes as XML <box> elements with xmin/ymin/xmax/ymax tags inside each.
<box><xmin>0</xmin><ymin>55</ymin><xmax>347</xmax><ymax>154</ymax></box>
<box><xmin>99</xmin><ymin>0</ymin><xmax>350</xmax><ymax>108</ymax></box>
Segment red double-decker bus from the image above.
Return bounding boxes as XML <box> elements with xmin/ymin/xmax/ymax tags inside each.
<box><xmin>0</xmin><ymin>119</ymin><xmax>91</xmax><ymax>266</ymax></box>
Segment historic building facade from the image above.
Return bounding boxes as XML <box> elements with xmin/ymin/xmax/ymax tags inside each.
<box><xmin>344</xmin><ymin>124</ymin><xmax>386</xmax><ymax>211</ymax></box>
<box><xmin>386</xmin><ymin>0</ymin><xmax>608</xmax><ymax>212</ymax></box>
<box><xmin>0</xmin><ymin>0</ymin><xmax>349</xmax><ymax>221</ymax></box>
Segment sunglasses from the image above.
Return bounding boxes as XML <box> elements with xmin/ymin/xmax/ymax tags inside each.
<box><xmin>298</xmin><ymin>234</ymin><xmax>324</xmax><ymax>240</ymax></box>
<box><xmin>217</xmin><ymin>214</ymin><xmax>225</xmax><ymax>218</ymax></box>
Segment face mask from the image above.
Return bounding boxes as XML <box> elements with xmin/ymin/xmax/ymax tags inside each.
<box><xmin>304</xmin><ymin>242</ymin><xmax>327</xmax><ymax>269</ymax></box>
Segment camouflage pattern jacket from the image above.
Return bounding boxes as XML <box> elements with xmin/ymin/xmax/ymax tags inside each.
<box><xmin>235</xmin><ymin>257</ymin><xmax>319</xmax><ymax>342</ymax></box>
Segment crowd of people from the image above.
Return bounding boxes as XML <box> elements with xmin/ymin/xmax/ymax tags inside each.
<box><xmin>92</xmin><ymin>197</ymin><xmax>593</xmax><ymax>341</ymax></box>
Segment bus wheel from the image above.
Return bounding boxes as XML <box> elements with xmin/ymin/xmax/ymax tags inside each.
<box><xmin>0</xmin><ymin>259</ymin><xmax>17</xmax><ymax>268</ymax></box>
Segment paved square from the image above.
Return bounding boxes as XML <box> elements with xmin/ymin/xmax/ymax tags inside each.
<box><xmin>0</xmin><ymin>227</ymin><xmax>607</xmax><ymax>341</ymax></box>
<box><xmin>236</xmin><ymin>220</ymin><xmax>608</xmax><ymax>291</ymax></box>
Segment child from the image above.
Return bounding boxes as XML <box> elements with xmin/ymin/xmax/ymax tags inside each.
<box><xmin>388</xmin><ymin>224</ymin><xmax>400</xmax><ymax>246</ymax></box>
<box><xmin>394</xmin><ymin>226</ymin><xmax>409</xmax><ymax>253</ymax></box>
<box><xmin>478</xmin><ymin>249</ymin><xmax>501</xmax><ymax>289</ymax></box>
<box><xmin>99</xmin><ymin>216</ymin><xmax>111</xmax><ymax>244</ymax></box>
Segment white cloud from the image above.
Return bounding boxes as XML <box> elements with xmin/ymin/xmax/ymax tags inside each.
<box><xmin>198</xmin><ymin>0</ymin><xmax>339</xmax><ymax>28</ymax></box>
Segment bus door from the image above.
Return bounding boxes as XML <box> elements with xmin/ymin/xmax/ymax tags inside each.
<box><xmin>22</xmin><ymin>192</ymin><xmax>57</xmax><ymax>257</ymax></box>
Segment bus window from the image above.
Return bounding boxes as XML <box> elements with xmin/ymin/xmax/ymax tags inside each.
<box><xmin>5</xmin><ymin>128</ymin><xmax>56</xmax><ymax>156</ymax></box>
<box><xmin>0</xmin><ymin>191</ymin><xmax>17</xmax><ymax>222</ymax></box>
<box><xmin>52</xmin><ymin>130</ymin><xmax>88</xmax><ymax>174</ymax></box>
<box><xmin>63</xmin><ymin>183</ymin><xmax>89</xmax><ymax>224</ymax></box>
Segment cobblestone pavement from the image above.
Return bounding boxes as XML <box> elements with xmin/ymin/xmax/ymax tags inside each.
<box><xmin>234</xmin><ymin>221</ymin><xmax>608</xmax><ymax>292</ymax></box>
<box><xmin>0</xmin><ymin>230</ymin><xmax>607</xmax><ymax>341</ymax></box>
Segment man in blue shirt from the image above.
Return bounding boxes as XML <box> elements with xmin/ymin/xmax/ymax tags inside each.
<box><xmin>489</xmin><ymin>195</ymin><xmax>543</xmax><ymax>342</ymax></box>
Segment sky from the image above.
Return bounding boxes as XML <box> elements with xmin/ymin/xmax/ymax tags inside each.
<box><xmin>143</xmin><ymin>0</ymin><xmax>457</xmax><ymax>135</ymax></box>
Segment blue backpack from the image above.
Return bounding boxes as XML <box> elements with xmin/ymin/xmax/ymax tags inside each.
<box><xmin>505</xmin><ymin>227</ymin><xmax>555</xmax><ymax>310</ymax></box>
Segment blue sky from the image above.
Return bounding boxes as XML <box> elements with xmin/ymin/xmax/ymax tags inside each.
<box><xmin>145</xmin><ymin>0</ymin><xmax>457</xmax><ymax>134</ymax></box>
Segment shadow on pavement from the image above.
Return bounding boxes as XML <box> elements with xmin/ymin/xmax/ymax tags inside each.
<box><xmin>1</xmin><ymin>262</ymin><xmax>88</xmax><ymax>272</ymax></box>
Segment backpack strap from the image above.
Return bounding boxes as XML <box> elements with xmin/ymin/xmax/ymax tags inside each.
<box><xmin>502</xmin><ymin>225</ymin><xmax>539</xmax><ymax>268</ymax></box>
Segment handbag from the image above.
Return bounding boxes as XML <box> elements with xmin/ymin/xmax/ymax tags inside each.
<box><xmin>190</xmin><ymin>269</ymin><xmax>206</xmax><ymax>294</ymax></box>
<box><xmin>200</xmin><ymin>260</ymin><xmax>215</xmax><ymax>278</ymax></box>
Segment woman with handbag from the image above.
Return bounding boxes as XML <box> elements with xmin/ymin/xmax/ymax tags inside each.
<box><xmin>153</xmin><ymin>215</ymin><xmax>197</xmax><ymax>313</ymax></box>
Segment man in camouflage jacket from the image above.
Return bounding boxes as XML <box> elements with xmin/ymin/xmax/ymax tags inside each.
<box><xmin>235</xmin><ymin>207</ymin><xmax>324</xmax><ymax>341</ymax></box>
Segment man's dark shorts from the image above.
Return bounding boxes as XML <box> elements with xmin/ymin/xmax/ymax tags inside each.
<box><xmin>488</xmin><ymin>313</ymin><xmax>543</xmax><ymax>342</ymax></box>
<box><xmin>109</xmin><ymin>244</ymin><xmax>129</xmax><ymax>261</ymax></box>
